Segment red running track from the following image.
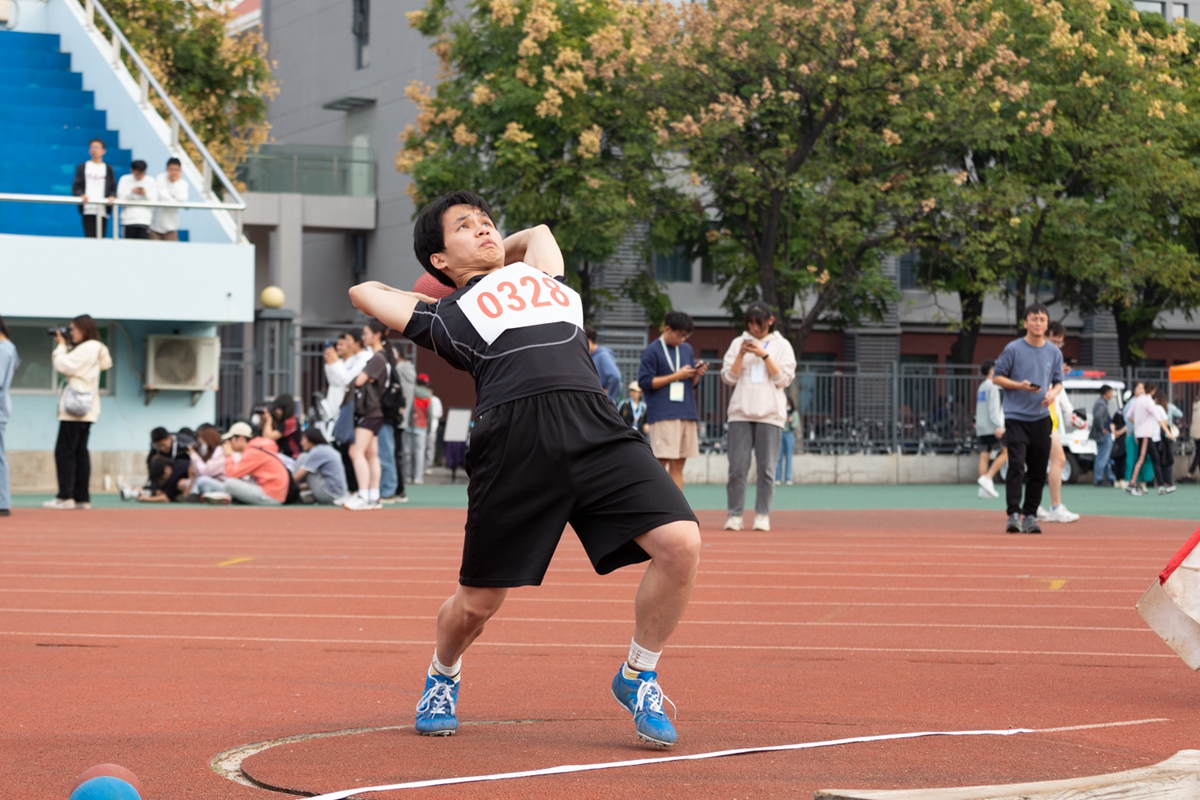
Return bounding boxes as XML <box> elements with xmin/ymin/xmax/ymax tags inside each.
<box><xmin>0</xmin><ymin>507</ymin><xmax>1196</xmax><ymax>799</ymax></box>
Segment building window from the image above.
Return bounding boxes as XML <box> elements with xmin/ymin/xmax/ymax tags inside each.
<box><xmin>8</xmin><ymin>323</ymin><xmax>111</xmax><ymax>394</ymax></box>
<box><xmin>1174</xmin><ymin>3</ymin><xmax>1189</xmax><ymax>17</ymax></box>
<box><xmin>654</xmin><ymin>248</ymin><xmax>693</xmax><ymax>283</ymax></box>
<box><xmin>353</xmin><ymin>0</ymin><xmax>370</xmax><ymax>70</ymax></box>
<box><xmin>1135</xmin><ymin>0</ymin><xmax>1165</xmax><ymax>13</ymax></box>
<box><xmin>700</xmin><ymin>254</ymin><xmax>715</xmax><ymax>284</ymax></box>
<box><xmin>898</xmin><ymin>250</ymin><xmax>920</xmax><ymax>289</ymax></box>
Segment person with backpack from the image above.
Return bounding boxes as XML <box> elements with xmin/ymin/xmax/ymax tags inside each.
<box><xmin>376</xmin><ymin>334</ymin><xmax>410</xmax><ymax>504</ymax></box>
<box><xmin>344</xmin><ymin>320</ymin><xmax>389</xmax><ymax>510</ymax></box>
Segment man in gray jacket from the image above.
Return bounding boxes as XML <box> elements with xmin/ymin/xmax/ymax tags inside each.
<box><xmin>975</xmin><ymin>359</ymin><xmax>1007</xmax><ymax>498</ymax></box>
<box><xmin>1090</xmin><ymin>385</ymin><xmax>1116</xmax><ymax>486</ymax></box>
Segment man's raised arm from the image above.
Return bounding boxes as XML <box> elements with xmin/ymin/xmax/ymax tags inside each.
<box><xmin>349</xmin><ymin>282</ymin><xmax>435</xmax><ymax>333</ymax></box>
<box><xmin>503</xmin><ymin>224</ymin><xmax>564</xmax><ymax>277</ymax></box>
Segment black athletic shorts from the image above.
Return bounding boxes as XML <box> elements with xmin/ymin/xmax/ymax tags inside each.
<box><xmin>461</xmin><ymin>390</ymin><xmax>698</xmax><ymax>587</ymax></box>
<box><xmin>978</xmin><ymin>433</ymin><xmax>1004</xmax><ymax>450</ymax></box>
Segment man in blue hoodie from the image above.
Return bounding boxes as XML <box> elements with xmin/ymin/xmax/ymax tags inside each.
<box><xmin>585</xmin><ymin>325</ymin><xmax>623</xmax><ymax>402</ymax></box>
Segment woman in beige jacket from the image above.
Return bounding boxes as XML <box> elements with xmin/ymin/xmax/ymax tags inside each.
<box><xmin>45</xmin><ymin>315</ymin><xmax>113</xmax><ymax>509</ymax></box>
<box><xmin>720</xmin><ymin>301</ymin><xmax>796</xmax><ymax>531</ymax></box>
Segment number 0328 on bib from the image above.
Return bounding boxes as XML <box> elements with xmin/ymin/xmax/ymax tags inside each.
<box><xmin>459</xmin><ymin>262</ymin><xmax>585</xmax><ymax>345</ymax></box>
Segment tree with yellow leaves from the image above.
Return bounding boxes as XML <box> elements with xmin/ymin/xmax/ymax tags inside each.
<box><xmin>399</xmin><ymin>0</ymin><xmax>677</xmax><ymax>321</ymax></box>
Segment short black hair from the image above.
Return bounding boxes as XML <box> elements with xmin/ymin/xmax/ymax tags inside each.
<box><xmin>743</xmin><ymin>301</ymin><xmax>773</xmax><ymax>330</ymax></box>
<box><xmin>148</xmin><ymin>455</ymin><xmax>174</xmax><ymax>484</ymax></box>
<box><xmin>151</xmin><ymin>427</ymin><xmax>171</xmax><ymax>443</ymax></box>
<box><xmin>89</xmin><ymin>138</ymin><xmax>106</xmax><ymax>149</ymax></box>
<box><xmin>1099</xmin><ymin>384</ymin><xmax>1113</xmax><ymax>396</ymax></box>
<box><xmin>303</xmin><ymin>428</ymin><xmax>328</xmax><ymax>446</ymax></box>
<box><xmin>166</xmin><ymin>157</ymin><xmax>182</xmax><ymax>167</ymax></box>
<box><xmin>663</xmin><ymin>310</ymin><xmax>694</xmax><ymax>333</ymax></box>
<box><xmin>584</xmin><ymin>325</ymin><xmax>599</xmax><ymax>343</ymax></box>
<box><xmin>1025</xmin><ymin>302</ymin><xmax>1049</xmax><ymax>319</ymax></box>
<box><xmin>413</xmin><ymin>190</ymin><xmax>495</xmax><ymax>288</ymax></box>
<box><xmin>131</xmin><ymin>160</ymin><xmax>147</xmax><ymax>172</ymax></box>
<box><xmin>1046</xmin><ymin>320</ymin><xmax>1066</xmax><ymax>338</ymax></box>
<box><xmin>980</xmin><ymin>359</ymin><xmax>995</xmax><ymax>376</ymax></box>
<box><xmin>341</xmin><ymin>329</ymin><xmax>363</xmax><ymax>346</ymax></box>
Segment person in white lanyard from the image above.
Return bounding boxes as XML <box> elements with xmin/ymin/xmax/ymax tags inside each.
<box><xmin>720</xmin><ymin>301</ymin><xmax>797</xmax><ymax>531</ymax></box>
<box><xmin>638</xmin><ymin>311</ymin><xmax>707</xmax><ymax>491</ymax></box>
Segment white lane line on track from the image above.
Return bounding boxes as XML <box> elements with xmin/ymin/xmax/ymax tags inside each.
<box><xmin>0</xmin><ymin>560</ymin><xmax>1154</xmax><ymax>582</ymax></box>
<box><xmin>0</xmin><ymin>588</ymin><xmax>1141</xmax><ymax>610</ymax></box>
<box><xmin>0</xmin><ymin>608</ymin><xmax>1153</xmax><ymax>632</ymax></box>
<box><xmin>292</xmin><ymin>719</ymin><xmax>1171</xmax><ymax>800</ymax></box>
<box><xmin>0</xmin><ymin>631</ymin><xmax>1173</xmax><ymax>658</ymax></box>
<box><xmin>0</xmin><ymin>573</ymin><xmax>1149</xmax><ymax>593</ymax></box>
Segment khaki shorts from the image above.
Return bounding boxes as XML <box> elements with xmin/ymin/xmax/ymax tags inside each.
<box><xmin>646</xmin><ymin>419</ymin><xmax>700</xmax><ymax>460</ymax></box>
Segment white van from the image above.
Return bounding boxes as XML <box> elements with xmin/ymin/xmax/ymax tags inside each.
<box><xmin>999</xmin><ymin>377</ymin><xmax>1125</xmax><ymax>484</ymax></box>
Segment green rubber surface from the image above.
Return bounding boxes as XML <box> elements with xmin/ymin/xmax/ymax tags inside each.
<box><xmin>11</xmin><ymin>482</ymin><xmax>1199</xmax><ymax>518</ymax></box>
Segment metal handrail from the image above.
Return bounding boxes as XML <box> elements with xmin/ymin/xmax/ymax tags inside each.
<box><xmin>78</xmin><ymin>0</ymin><xmax>246</xmax><ymax>208</ymax></box>
<box><xmin>0</xmin><ymin>191</ymin><xmax>246</xmax><ymax>240</ymax></box>
<box><xmin>0</xmin><ymin>192</ymin><xmax>244</xmax><ymax>211</ymax></box>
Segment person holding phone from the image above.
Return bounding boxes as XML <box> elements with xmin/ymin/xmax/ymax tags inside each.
<box><xmin>991</xmin><ymin>303</ymin><xmax>1063</xmax><ymax>534</ymax></box>
<box><xmin>639</xmin><ymin>310</ymin><xmax>708</xmax><ymax>491</ymax></box>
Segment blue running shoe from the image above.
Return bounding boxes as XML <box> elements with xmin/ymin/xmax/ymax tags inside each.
<box><xmin>611</xmin><ymin>663</ymin><xmax>677</xmax><ymax>746</ymax></box>
<box><xmin>415</xmin><ymin>671</ymin><xmax>459</xmax><ymax>736</ymax></box>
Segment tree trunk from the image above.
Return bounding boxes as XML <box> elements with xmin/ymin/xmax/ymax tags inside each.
<box><xmin>1112</xmin><ymin>299</ymin><xmax>1135</xmax><ymax>368</ymax></box>
<box><xmin>949</xmin><ymin>285</ymin><xmax>984</xmax><ymax>365</ymax></box>
<box><xmin>1014</xmin><ymin>272</ymin><xmax>1028</xmax><ymax>332</ymax></box>
<box><xmin>577</xmin><ymin>259</ymin><xmax>593</xmax><ymax>325</ymax></box>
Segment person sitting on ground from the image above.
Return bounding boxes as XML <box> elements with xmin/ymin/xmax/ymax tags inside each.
<box><xmin>146</xmin><ymin>426</ymin><xmax>195</xmax><ymax>472</ymax></box>
<box><xmin>263</xmin><ymin>393</ymin><xmax>303</xmax><ymax>458</ymax></box>
<box><xmin>209</xmin><ymin>421</ymin><xmax>291</xmax><ymax>506</ymax></box>
<box><xmin>294</xmin><ymin>428</ymin><xmax>349</xmax><ymax>505</ymax></box>
<box><xmin>185</xmin><ymin>424</ymin><xmax>226</xmax><ymax>499</ymax></box>
<box><xmin>138</xmin><ymin>456</ymin><xmax>186</xmax><ymax>503</ymax></box>
<box><xmin>116</xmin><ymin>159</ymin><xmax>157</xmax><ymax>239</ymax></box>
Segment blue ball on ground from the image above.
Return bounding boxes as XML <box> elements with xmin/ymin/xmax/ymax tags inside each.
<box><xmin>69</xmin><ymin>776</ymin><xmax>143</xmax><ymax>800</ymax></box>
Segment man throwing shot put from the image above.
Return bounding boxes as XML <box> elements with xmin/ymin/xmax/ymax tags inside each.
<box><xmin>349</xmin><ymin>191</ymin><xmax>701</xmax><ymax>746</ymax></box>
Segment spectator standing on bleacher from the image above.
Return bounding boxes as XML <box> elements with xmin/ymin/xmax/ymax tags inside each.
<box><xmin>720</xmin><ymin>301</ymin><xmax>797</xmax><ymax>532</ymax></box>
<box><xmin>585</xmin><ymin>325</ymin><xmax>623</xmax><ymax>403</ymax></box>
<box><xmin>0</xmin><ymin>316</ymin><xmax>16</xmax><ymax>517</ymax></box>
<box><xmin>116</xmin><ymin>160</ymin><xmax>157</xmax><ymax>239</ymax></box>
<box><xmin>72</xmin><ymin>138</ymin><xmax>116</xmax><ymax>238</ymax></box>
<box><xmin>151</xmin><ymin>158</ymin><xmax>188</xmax><ymax>241</ymax></box>
<box><xmin>639</xmin><ymin>310</ymin><xmax>708</xmax><ymax>491</ymax></box>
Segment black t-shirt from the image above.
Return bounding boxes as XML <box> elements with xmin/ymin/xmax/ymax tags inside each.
<box><xmin>402</xmin><ymin>268</ymin><xmax>604</xmax><ymax>414</ymax></box>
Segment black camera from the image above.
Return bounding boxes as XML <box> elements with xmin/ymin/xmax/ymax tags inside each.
<box><xmin>47</xmin><ymin>326</ymin><xmax>69</xmax><ymax>338</ymax></box>
<box><xmin>249</xmin><ymin>402</ymin><xmax>271</xmax><ymax>431</ymax></box>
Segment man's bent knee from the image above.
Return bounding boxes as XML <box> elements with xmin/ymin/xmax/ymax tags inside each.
<box><xmin>636</xmin><ymin>520</ymin><xmax>701</xmax><ymax>578</ymax></box>
<box><xmin>452</xmin><ymin>585</ymin><xmax>507</xmax><ymax>627</ymax></box>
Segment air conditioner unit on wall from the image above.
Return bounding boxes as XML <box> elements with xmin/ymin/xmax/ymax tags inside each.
<box><xmin>144</xmin><ymin>335</ymin><xmax>221</xmax><ymax>405</ymax></box>
<box><xmin>0</xmin><ymin>0</ymin><xmax>17</xmax><ymax>30</ymax></box>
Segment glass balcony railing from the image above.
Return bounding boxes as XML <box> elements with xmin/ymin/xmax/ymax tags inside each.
<box><xmin>237</xmin><ymin>144</ymin><xmax>376</xmax><ymax>197</ymax></box>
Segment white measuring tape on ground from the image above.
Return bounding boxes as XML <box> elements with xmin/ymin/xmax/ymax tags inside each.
<box><xmin>301</xmin><ymin>720</ymin><xmax>1166</xmax><ymax>800</ymax></box>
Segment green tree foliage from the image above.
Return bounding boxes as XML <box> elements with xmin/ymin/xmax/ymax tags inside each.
<box><xmin>399</xmin><ymin>0</ymin><xmax>675</xmax><ymax>321</ymax></box>
<box><xmin>914</xmin><ymin>0</ymin><xmax>1200</xmax><ymax>364</ymax></box>
<box><xmin>97</xmin><ymin>0</ymin><xmax>276</xmax><ymax>185</ymax></box>
<box><xmin>637</xmin><ymin>0</ymin><xmax>1034</xmax><ymax>354</ymax></box>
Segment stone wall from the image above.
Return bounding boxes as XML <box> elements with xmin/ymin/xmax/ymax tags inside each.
<box><xmin>9</xmin><ymin>451</ymin><xmax>147</xmax><ymax>494</ymax></box>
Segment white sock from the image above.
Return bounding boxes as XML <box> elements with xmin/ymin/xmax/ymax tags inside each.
<box><xmin>358</xmin><ymin>489</ymin><xmax>369</xmax><ymax>501</ymax></box>
<box><xmin>626</xmin><ymin>639</ymin><xmax>661</xmax><ymax>674</ymax></box>
<box><xmin>430</xmin><ymin>651</ymin><xmax>461</xmax><ymax>680</ymax></box>
<box><xmin>368</xmin><ymin>488</ymin><xmax>380</xmax><ymax>502</ymax></box>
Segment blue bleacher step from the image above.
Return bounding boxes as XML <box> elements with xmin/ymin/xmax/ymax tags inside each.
<box><xmin>0</xmin><ymin>87</ymin><xmax>95</xmax><ymax>110</ymax></box>
<box><xmin>0</xmin><ymin>49</ymin><xmax>71</xmax><ymax>69</ymax></box>
<box><xmin>0</xmin><ymin>31</ymin><xmax>63</xmax><ymax>51</ymax></box>
<box><xmin>7</xmin><ymin>143</ymin><xmax>132</xmax><ymax>166</ymax></box>
<box><xmin>8</xmin><ymin>106</ymin><xmax>106</xmax><ymax>127</ymax></box>
<box><xmin>7</xmin><ymin>68</ymin><xmax>82</xmax><ymax>90</ymax></box>
<box><xmin>0</xmin><ymin>124</ymin><xmax>119</xmax><ymax>148</ymax></box>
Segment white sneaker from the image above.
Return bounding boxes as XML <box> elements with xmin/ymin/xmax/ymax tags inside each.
<box><xmin>1047</xmin><ymin>504</ymin><xmax>1080</xmax><ymax>523</ymax></box>
<box><xmin>1165</xmin><ymin>485</ymin><xmax>1177</xmax><ymax>494</ymax></box>
<box><xmin>1115</xmin><ymin>479</ymin><xmax>1128</xmax><ymax>489</ymax></box>
<box><xmin>752</xmin><ymin>514</ymin><xmax>771</xmax><ymax>531</ymax></box>
<box><xmin>785</xmin><ymin>479</ymin><xmax>793</xmax><ymax>486</ymax></box>
<box><xmin>43</xmin><ymin>498</ymin><xmax>75</xmax><ymax>509</ymax></box>
<box><xmin>723</xmin><ymin>515</ymin><xmax>744</xmax><ymax>531</ymax></box>
<box><xmin>1036</xmin><ymin>505</ymin><xmax>1050</xmax><ymax>521</ymax></box>
<box><xmin>343</xmin><ymin>496</ymin><xmax>371</xmax><ymax>511</ymax></box>
<box><xmin>977</xmin><ymin>475</ymin><xmax>999</xmax><ymax>498</ymax></box>
<box><xmin>202</xmin><ymin>492</ymin><xmax>231</xmax><ymax>505</ymax></box>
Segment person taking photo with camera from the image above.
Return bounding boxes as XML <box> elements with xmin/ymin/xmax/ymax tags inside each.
<box><xmin>45</xmin><ymin>315</ymin><xmax>113</xmax><ymax>510</ymax></box>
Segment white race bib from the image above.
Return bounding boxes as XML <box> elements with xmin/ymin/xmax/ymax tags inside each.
<box><xmin>458</xmin><ymin>262</ymin><xmax>584</xmax><ymax>345</ymax></box>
